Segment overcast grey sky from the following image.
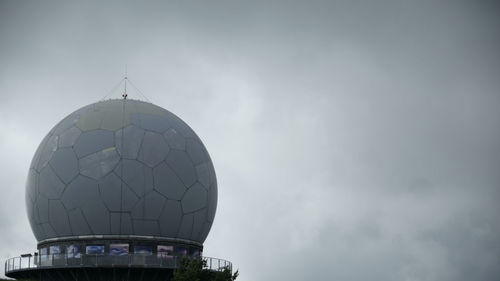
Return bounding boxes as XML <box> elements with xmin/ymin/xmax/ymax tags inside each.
<box><xmin>1</xmin><ymin>1</ymin><xmax>500</xmax><ymax>280</ymax></box>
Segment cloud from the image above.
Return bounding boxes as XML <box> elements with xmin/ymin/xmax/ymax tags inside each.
<box><xmin>0</xmin><ymin>0</ymin><xmax>499</xmax><ymax>280</ymax></box>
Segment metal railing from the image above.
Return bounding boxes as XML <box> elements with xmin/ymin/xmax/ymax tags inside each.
<box><xmin>5</xmin><ymin>254</ymin><xmax>231</xmax><ymax>274</ymax></box>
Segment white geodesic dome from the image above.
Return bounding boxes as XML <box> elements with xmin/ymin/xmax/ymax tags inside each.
<box><xmin>26</xmin><ymin>99</ymin><xmax>217</xmax><ymax>244</ymax></box>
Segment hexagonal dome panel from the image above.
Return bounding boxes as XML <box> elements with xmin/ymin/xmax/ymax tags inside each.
<box><xmin>26</xmin><ymin>99</ymin><xmax>218</xmax><ymax>245</ymax></box>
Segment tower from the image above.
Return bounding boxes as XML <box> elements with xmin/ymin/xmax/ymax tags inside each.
<box><xmin>5</xmin><ymin>99</ymin><xmax>231</xmax><ymax>281</ymax></box>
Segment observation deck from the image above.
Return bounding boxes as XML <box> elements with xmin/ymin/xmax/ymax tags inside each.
<box><xmin>5</xmin><ymin>253</ymin><xmax>232</xmax><ymax>281</ymax></box>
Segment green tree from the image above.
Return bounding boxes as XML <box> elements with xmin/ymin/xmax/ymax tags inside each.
<box><xmin>172</xmin><ymin>257</ymin><xmax>238</xmax><ymax>281</ymax></box>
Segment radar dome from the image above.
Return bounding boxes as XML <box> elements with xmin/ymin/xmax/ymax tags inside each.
<box><xmin>26</xmin><ymin>99</ymin><xmax>217</xmax><ymax>245</ymax></box>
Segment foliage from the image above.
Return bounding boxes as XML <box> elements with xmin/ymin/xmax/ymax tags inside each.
<box><xmin>172</xmin><ymin>258</ymin><xmax>238</xmax><ymax>281</ymax></box>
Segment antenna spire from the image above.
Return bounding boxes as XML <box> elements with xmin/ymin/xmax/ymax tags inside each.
<box><xmin>122</xmin><ymin>65</ymin><xmax>128</xmax><ymax>100</ymax></box>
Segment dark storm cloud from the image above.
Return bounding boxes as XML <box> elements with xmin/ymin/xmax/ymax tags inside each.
<box><xmin>1</xmin><ymin>1</ymin><xmax>499</xmax><ymax>280</ymax></box>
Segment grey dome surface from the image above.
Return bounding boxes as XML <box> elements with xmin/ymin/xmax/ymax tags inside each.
<box><xmin>26</xmin><ymin>99</ymin><xmax>217</xmax><ymax>244</ymax></box>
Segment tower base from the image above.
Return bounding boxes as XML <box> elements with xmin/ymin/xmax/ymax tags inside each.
<box><xmin>7</xmin><ymin>267</ymin><xmax>174</xmax><ymax>281</ymax></box>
